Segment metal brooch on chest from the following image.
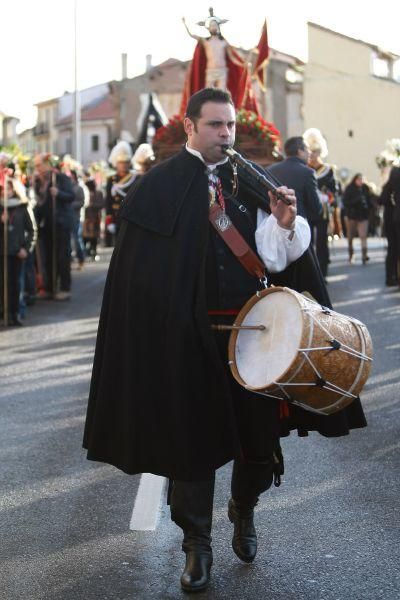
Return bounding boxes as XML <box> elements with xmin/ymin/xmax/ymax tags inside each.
<box><xmin>215</xmin><ymin>213</ymin><xmax>231</xmax><ymax>232</ymax></box>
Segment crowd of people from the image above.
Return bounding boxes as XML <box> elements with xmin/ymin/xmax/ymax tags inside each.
<box><xmin>267</xmin><ymin>128</ymin><xmax>387</xmax><ymax>279</ymax></box>
<box><xmin>0</xmin><ymin>142</ymin><xmax>154</xmax><ymax>326</ymax></box>
<box><xmin>1</xmin><ymin>124</ymin><xmax>399</xmax><ymax>328</ymax></box>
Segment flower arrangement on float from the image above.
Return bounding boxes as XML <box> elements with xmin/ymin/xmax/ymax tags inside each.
<box><xmin>235</xmin><ymin>109</ymin><xmax>280</xmax><ymax>147</ymax></box>
<box><xmin>376</xmin><ymin>138</ymin><xmax>400</xmax><ymax>169</ymax></box>
<box><xmin>152</xmin><ymin>110</ymin><xmax>281</xmax><ymax>165</ymax></box>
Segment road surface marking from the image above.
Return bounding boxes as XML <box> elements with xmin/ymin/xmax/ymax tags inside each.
<box><xmin>129</xmin><ymin>473</ymin><xmax>166</xmax><ymax>531</ymax></box>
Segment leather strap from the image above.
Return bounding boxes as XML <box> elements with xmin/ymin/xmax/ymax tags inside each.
<box><xmin>209</xmin><ymin>202</ymin><xmax>266</xmax><ymax>280</ymax></box>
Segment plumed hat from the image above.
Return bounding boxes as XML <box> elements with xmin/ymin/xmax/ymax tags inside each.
<box><xmin>108</xmin><ymin>141</ymin><xmax>133</xmax><ymax>168</ymax></box>
<box><xmin>303</xmin><ymin>128</ymin><xmax>328</xmax><ymax>159</ymax></box>
<box><xmin>132</xmin><ymin>144</ymin><xmax>155</xmax><ymax>171</ymax></box>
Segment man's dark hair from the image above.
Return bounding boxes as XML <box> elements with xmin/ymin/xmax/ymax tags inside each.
<box><xmin>284</xmin><ymin>136</ymin><xmax>306</xmax><ymax>157</ymax></box>
<box><xmin>185</xmin><ymin>87</ymin><xmax>234</xmax><ymax>122</ymax></box>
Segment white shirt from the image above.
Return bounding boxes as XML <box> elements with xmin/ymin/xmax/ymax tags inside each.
<box><xmin>185</xmin><ymin>145</ymin><xmax>311</xmax><ymax>272</ymax></box>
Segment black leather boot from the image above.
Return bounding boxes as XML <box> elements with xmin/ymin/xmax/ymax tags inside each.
<box><xmin>170</xmin><ymin>478</ymin><xmax>214</xmax><ymax>593</ymax></box>
<box><xmin>228</xmin><ymin>459</ymin><xmax>276</xmax><ymax>563</ymax></box>
<box><xmin>228</xmin><ymin>497</ymin><xmax>257</xmax><ymax>563</ymax></box>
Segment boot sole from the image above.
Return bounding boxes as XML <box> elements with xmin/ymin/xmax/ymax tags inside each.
<box><xmin>181</xmin><ymin>581</ymin><xmax>210</xmax><ymax>593</ymax></box>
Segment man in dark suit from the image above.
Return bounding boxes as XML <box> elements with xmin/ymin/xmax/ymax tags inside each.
<box><xmin>267</xmin><ymin>136</ymin><xmax>322</xmax><ymax>225</ymax></box>
<box><xmin>380</xmin><ymin>165</ymin><xmax>400</xmax><ymax>285</ymax></box>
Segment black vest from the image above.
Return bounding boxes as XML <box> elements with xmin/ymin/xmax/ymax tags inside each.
<box><xmin>205</xmin><ymin>173</ymin><xmax>265</xmax><ymax>311</ymax></box>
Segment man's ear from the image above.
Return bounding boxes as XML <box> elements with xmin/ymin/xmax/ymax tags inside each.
<box><xmin>184</xmin><ymin>117</ymin><xmax>194</xmax><ymax>137</ymax></box>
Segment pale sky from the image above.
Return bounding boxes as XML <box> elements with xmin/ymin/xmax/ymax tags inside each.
<box><xmin>3</xmin><ymin>0</ymin><xmax>400</xmax><ymax>132</ymax></box>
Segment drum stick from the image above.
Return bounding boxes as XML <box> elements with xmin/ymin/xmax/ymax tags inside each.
<box><xmin>211</xmin><ymin>324</ymin><xmax>266</xmax><ymax>331</ymax></box>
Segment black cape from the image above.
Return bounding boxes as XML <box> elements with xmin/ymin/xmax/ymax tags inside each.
<box><xmin>83</xmin><ymin>149</ymin><xmax>366</xmax><ymax>480</ymax></box>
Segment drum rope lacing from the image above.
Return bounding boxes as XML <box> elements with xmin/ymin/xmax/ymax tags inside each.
<box><xmin>265</xmin><ymin>307</ymin><xmax>372</xmax><ymax>400</ymax></box>
<box><xmin>248</xmin><ymin>304</ymin><xmax>372</xmax><ymax>408</ymax></box>
<box><xmin>298</xmin><ymin>308</ymin><xmax>372</xmax><ymax>362</ymax></box>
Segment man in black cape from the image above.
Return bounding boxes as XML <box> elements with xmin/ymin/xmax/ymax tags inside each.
<box><xmin>83</xmin><ymin>88</ymin><xmax>366</xmax><ymax>593</ymax></box>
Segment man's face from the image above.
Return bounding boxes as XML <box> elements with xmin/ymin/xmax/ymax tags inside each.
<box><xmin>298</xmin><ymin>142</ymin><xmax>310</xmax><ymax>164</ymax></box>
<box><xmin>116</xmin><ymin>160</ymin><xmax>130</xmax><ymax>176</ymax></box>
<box><xmin>308</xmin><ymin>150</ymin><xmax>321</xmax><ymax>165</ymax></box>
<box><xmin>34</xmin><ymin>156</ymin><xmax>49</xmax><ymax>177</ymax></box>
<box><xmin>208</xmin><ymin>19</ymin><xmax>220</xmax><ymax>35</ymax></box>
<box><xmin>184</xmin><ymin>101</ymin><xmax>236</xmax><ymax>164</ymax></box>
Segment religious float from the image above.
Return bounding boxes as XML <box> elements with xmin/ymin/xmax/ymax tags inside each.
<box><xmin>153</xmin><ymin>8</ymin><xmax>282</xmax><ymax>166</ymax></box>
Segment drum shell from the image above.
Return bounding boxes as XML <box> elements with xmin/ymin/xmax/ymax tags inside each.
<box><xmin>228</xmin><ymin>287</ymin><xmax>373</xmax><ymax>416</ymax></box>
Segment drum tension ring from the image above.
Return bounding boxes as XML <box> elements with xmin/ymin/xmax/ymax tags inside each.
<box><xmin>315</xmin><ymin>376</ymin><xmax>327</xmax><ymax>388</ymax></box>
<box><xmin>329</xmin><ymin>338</ymin><xmax>341</xmax><ymax>351</ymax></box>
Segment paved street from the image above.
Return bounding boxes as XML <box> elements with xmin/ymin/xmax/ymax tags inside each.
<box><xmin>1</xmin><ymin>238</ymin><xmax>399</xmax><ymax>600</ymax></box>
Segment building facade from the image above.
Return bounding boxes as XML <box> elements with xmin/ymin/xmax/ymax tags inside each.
<box><xmin>0</xmin><ymin>112</ymin><xmax>20</xmax><ymax>147</ymax></box>
<box><xmin>304</xmin><ymin>22</ymin><xmax>400</xmax><ymax>184</ymax></box>
<box><xmin>33</xmin><ymin>97</ymin><xmax>59</xmax><ymax>155</ymax></box>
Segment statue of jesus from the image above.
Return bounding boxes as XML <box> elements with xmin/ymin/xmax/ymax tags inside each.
<box><xmin>182</xmin><ymin>8</ymin><xmax>229</xmax><ymax>89</ymax></box>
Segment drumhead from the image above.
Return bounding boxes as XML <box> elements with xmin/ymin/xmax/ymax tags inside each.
<box><xmin>235</xmin><ymin>290</ymin><xmax>303</xmax><ymax>388</ymax></box>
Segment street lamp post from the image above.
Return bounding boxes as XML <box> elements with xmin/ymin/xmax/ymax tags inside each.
<box><xmin>73</xmin><ymin>0</ymin><xmax>81</xmax><ymax>163</ymax></box>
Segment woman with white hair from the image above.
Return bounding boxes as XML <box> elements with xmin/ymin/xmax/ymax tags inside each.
<box><xmin>303</xmin><ymin>128</ymin><xmax>338</xmax><ymax>279</ymax></box>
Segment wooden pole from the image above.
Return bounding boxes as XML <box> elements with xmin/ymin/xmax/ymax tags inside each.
<box><xmin>3</xmin><ymin>174</ymin><xmax>9</xmax><ymax>326</ymax></box>
<box><xmin>51</xmin><ymin>171</ymin><xmax>57</xmax><ymax>297</ymax></box>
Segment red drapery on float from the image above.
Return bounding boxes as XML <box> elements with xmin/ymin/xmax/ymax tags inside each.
<box><xmin>179</xmin><ymin>41</ymin><xmax>259</xmax><ymax>117</ymax></box>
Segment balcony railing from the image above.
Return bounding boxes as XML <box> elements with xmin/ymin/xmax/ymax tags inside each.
<box><xmin>33</xmin><ymin>122</ymin><xmax>49</xmax><ymax>136</ymax></box>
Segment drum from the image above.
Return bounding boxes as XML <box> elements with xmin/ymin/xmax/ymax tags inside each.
<box><xmin>228</xmin><ymin>287</ymin><xmax>373</xmax><ymax>415</ymax></box>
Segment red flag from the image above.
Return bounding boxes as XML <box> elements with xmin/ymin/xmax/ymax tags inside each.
<box><xmin>253</xmin><ymin>20</ymin><xmax>269</xmax><ymax>90</ymax></box>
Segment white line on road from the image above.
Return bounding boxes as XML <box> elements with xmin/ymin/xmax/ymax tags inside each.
<box><xmin>129</xmin><ymin>473</ymin><xmax>166</xmax><ymax>531</ymax></box>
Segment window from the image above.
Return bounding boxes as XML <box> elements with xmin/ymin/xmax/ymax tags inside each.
<box><xmin>371</xmin><ymin>51</ymin><xmax>400</xmax><ymax>83</ymax></box>
<box><xmin>285</xmin><ymin>68</ymin><xmax>303</xmax><ymax>84</ymax></box>
<box><xmin>91</xmin><ymin>134</ymin><xmax>99</xmax><ymax>152</ymax></box>
<box><xmin>66</xmin><ymin>137</ymin><xmax>72</xmax><ymax>154</ymax></box>
<box><xmin>393</xmin><ymin>59</ymin><xmax>400</xmax><ymax>83</ymax></box>
<box><xmin>372</xmin><ymin>55</ymin><xmax>389</xmax><ymax>78</ymax></box>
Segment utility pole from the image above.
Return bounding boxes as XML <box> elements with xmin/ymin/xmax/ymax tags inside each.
<box><xmin>73</xmin><ymin>0</ymin><xmax>81</xmax><ymax>162</ymax></box>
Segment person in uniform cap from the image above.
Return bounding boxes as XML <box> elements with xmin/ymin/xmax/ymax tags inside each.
<box><xmin>105</xmin><ymin>141</ymin><xmax>136</xmax><ymax>246</ymax></box>
<box><xmin>131</xmin><ymin>143</ymin><xmax>155</xmax><ymax>175</ymax></box>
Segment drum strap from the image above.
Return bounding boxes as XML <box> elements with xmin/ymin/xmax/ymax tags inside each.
<box><xmin>209</xmin><ymin>202</ymin><xmax>266</xmax><ymax>280</ymax></box>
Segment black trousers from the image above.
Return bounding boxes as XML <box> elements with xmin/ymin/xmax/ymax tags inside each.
<box><xmin>42</xmin><ymin>226</ymin><xmax>71</xmax><ymax>293</ymax></box>
<box><xmin>170</xmin><ymin>319</ymin><xmax>282</xmax><ymax>531</ymax></box>
<box><xmin>314</xmin><ymin>220</ymin><xmax>330</xmax><ymax>277</ymax></box>
<box><xmin>385</xmin><ymin>219</ymin><xmax>400</xmax><ymax>284</ymax></box>
<box><xmin>84</xmin><ymin>237</ymin><xmax>98</xmax><ymax>258</ymax></box>
<box><xmin>0</xmin><ymin>255</ymin><xmax>22</xmax><ymax>316</ymax></box>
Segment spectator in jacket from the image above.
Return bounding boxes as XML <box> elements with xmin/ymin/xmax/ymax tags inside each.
<box><xmin>267</xmin><ymin>137</ymin><xmax>322</xmax><ymax>226</ymax></box>
<box><xmin>33</xmin><ymin>154</ymin><xmax>74</xmax><ymax>300</ymax></box>
<box><xmin>343</xmin><ymin>174</ymin><xmax>372</xmax><ymax>264</ymax></box>
<box><xmin>0</xmin><ymin>179</ymin><xmax>37</xmax><ymax>325</ymax></box>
